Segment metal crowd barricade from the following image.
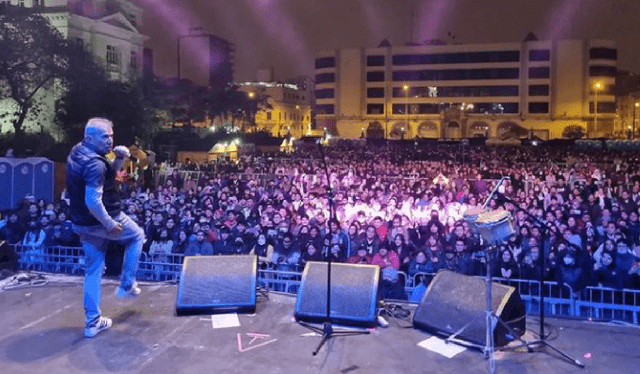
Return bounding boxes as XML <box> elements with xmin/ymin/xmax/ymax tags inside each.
<box><xmin>137</xmin><ymin>253</ymin><xmax>185</xmax><ymax>282</ymax></box>
<box><xmin>493</xmin><ymin>277</ymin><xmax>575</xmax><ymax>317</ymax></box>
<box><xmin>13</xmin><ymin>244</ymin><xmax>85</xmax><ymax>275</ymax></box>
<box><xmin>576</xmin><ymin>287</ymin><xmax>640</xmax><ymax>324</ymax></box>
<box><xmin>257</xmin><ymin>262</ymin><xmax>303</xmax><ymax>294</ymax></box>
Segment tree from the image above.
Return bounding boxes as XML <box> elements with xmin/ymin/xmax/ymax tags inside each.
<box><xmin>498</xmin><ymin>122</ymin><xmax>529</xmax><ymax>139</ymax></box>
<box><xmin>0</xmin><ymin>5</ymin><xmax>68</xmax><ymax>139</ymax></box>
<box><xmin>562</xmin><ymin>124</ymin><xmax>586</xmax><ymax>139</ymax></box>
<box><xmin>54</xmin><ymin>42</ymin><xmax>156</xmax><ymax>147</ymax></box>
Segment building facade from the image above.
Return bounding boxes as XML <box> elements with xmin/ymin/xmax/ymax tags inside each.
<box><xmin>0</xmin><ymin>0</ymin><xmax>147</xmax><ymax>136</ymax></box>
<box><xmin>238</xmin><ymin>81</ymin><xmax>312</xmax><ymax>138</ymax></box>
<box><xmin>7</xmin><ymin>0</ymin><xmax>147</xmax><ymax>81</ymax></box>
<box><xmin>314</xmin><ymin>39</ymin><xmax>617</xmax><ymax>140</ymax></box>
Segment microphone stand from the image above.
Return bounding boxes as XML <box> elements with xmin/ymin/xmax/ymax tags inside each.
<box><xmin>298</xmin><ymin>140</ymin><xmax>369</xmax><ymax>356</ymax></box>
<box><xmin>495</xmin><ymin>192</ymin><xmax>584</xmax><ymax>368</ymax></box>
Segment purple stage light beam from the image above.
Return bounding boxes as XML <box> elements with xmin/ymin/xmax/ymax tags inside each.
<box><xmin>414</xmin><ymin>0</ymin><xmax>458</xmax><ymax>44</ymax></box>
<box><xmin>540</xmin><ymin>0</ymin><xmax>596</xmax><ymax>41</ymax></box>
<box><xmin>246</xmin><ymin>0</ymin><xmax>312</xmax><ymax>77</ymax></box>
<box><xmin>137</xmin><ymin>0</ymin><xmax>215</xmax><ymax>80</ymax></box>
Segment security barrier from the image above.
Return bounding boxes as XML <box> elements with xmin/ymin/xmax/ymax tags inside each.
<box><xmin>13</xmin><ymin>244</ymin><xmax>85</xmax><ymax>275</ymax></box>
<box><xmin>576</xmin><ymin>287</ymin><xmax>640</xmax><ymax>324</ymax></box>
<box><xmin>9</xmin><ymin>244</ymin><xmax>640</xmax><ymax>324</ymax></box>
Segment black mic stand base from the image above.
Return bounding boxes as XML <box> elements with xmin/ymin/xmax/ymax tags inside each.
<box><xmin>525</xmin><ymin>339</ymin><xmax>585</xmax><ymax>368</ymax></box>
<box><xmin>298</xmin><ymin>320</ymin><xmax>370</xmax><ymax>356</ymax></box>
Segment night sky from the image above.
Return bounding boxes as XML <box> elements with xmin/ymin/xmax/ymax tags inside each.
<box><xmin>137</xmin><ymin>0</ymin><xmax>640</xmax><ymax>81</ymax></box>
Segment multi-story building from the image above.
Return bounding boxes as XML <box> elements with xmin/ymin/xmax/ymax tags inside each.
<box><xmin>238</xmin><ymin>69</ymin><xmax>312</xmax><ymax>138</ymax></box>
<box><xmin>0</xmin><ymin>0</ymin><xmax>147</xmax><ymax>135</ymax></box>
<box><xmin>314</xmin><ymin>39</ymin><xmax>617</xmax><ymax>139</ymax></box>
<box><xmin>8</xmin><ymin>0</ymin><xmax>148</xmax><ymax>81</ymax></box>
<box><xmin>617</xmin><ymin>93</ymin><xmax>640</xmax><ymax>139</ymax></box>
<box><xmin>178</xmin><ymin>30</ymin><xmax>234</xmax><ymax>89</ymax></box>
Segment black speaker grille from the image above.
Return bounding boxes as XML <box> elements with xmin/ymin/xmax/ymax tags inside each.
<box><xmin>176</xmin><ymin>255</ymin><xmax>257</xmax><ymax>315</ymax></box>
<box><xmin>295</xmin><ymin>262</ymin><xmax>380</xmax><ymax>327</ymax></box>
<box><xmin>413</xmin><ymin>270</ymin><xmax>525</xmax><ymax>346</ymax></box>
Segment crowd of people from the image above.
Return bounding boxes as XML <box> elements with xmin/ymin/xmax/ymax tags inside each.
<box><xmin>2</xmin><ymin>142</ymin><xmax>640</xmax><ymax>298</ymax></box>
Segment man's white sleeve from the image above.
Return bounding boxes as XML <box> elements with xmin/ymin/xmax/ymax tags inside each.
<box><xmin>85</xmin><ymin>185</ymin><xmax>118</xmax><ymax>231</ymax></box>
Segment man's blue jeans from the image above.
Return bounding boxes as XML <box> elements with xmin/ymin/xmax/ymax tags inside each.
<box><xmin>74</xmin><ymin>213</ymin><xmax>145</xmax><ymax>327</ymax></box>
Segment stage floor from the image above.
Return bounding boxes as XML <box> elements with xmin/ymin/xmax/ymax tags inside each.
<box><xmin>0</xmin><ymin>273</ymin><xmax>637</xmax><ymax>374</ymax></box>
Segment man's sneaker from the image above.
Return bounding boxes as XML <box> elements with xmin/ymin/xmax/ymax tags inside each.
<box><xmin>84</xmin><ymin>317</ymin><xmax>112</xmax><ymax>338</ymax></box>
<box><xmin>115</xmin><ymin>283</ymin><xmax>141</xmax><ymax>299</ymax></box>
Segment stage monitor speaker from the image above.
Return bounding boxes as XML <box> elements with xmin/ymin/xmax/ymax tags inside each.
<box><xmin>295</xmin><ymin>262</ymin><xmax>380</xmax><ymax>328</ymax></box>
<box><xmin>176</xmin><ymin>255</ymin><xmax>257</xmax><ymax>316</ymax></box>
<box><xmin>413</xmin><ymin>269</ymin><xmax>525</xmax><ymax>347</ymax></box>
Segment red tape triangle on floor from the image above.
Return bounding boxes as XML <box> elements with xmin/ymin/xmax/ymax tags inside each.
<box><xmin>237</xmin><ymin>333</ymin><xmax>278</xmax><ymax>352</ymax></box>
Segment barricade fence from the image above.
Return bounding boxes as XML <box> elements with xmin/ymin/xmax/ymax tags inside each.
<box><xmin>9</xmin><ymin>244</ymin><xmax>640</xmax><ymax>324</ymax></box>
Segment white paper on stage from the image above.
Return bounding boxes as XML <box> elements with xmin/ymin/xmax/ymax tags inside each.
<box><xmin>210</xmin><ymin>313</ymin><xmax>240</xmax><ymax>329</ymax></box>
<box><xmin>417</xmin><ymin>336</ymin><xmax>466</xmax><ymax>358</ymax></box>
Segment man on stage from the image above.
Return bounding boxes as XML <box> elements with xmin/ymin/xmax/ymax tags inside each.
<box><xmin>67</xmin><ymin>118</ymin><xmax>145</xmax><ymax>338</ymax></box>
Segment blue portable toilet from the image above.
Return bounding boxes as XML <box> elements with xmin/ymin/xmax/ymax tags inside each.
<box><xmin>0</xmin><ymin>157</ymin><xmax>54</xmax><ymax>210</ymax></box>
<box><xmin>0</xmin><ymin>159</ymin><xmax>12</xmax><ymax>211</ymax></box>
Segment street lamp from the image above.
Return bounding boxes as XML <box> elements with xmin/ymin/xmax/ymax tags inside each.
<box><xmin>634</xmin><ymin>102</ymin><xmax>639</xmax><ymax>140</ymax></box>
<box><xmin>593</xmin><ymin>82</ymin><xmax>603</xmax><ymax>138</ymax></box>
<box><xmin>403</xmin><ymin>85</ymin><xmax>409</xmax><ymax>140</ymax></box>
<box><xmin>296</xmin><ymin>105</ymin><xmax>300</xmax><ymax>137</ymax></box>
<box><xmin>247</xmin><ymin>91</ymin><xmax>256</xmax><ymax>133</ymax></box>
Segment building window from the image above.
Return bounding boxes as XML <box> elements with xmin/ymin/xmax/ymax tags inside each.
<box><xmin>528</xmin><ymin>85</ymin><xmax>549</xmax><ymax>96</ymax></box>
<box><xmin>528</xmin><ymin>67</ymin><xmax>549</xmax><ymax>79</ymax></box>
<box><xmin>589</xmin><ymin>65</ymin><xmax>617</xmax><ymax>77</ymax></box>
<box><xmin>528</xmin><ymin>102</ymin><xmax>549</xmax><ymax>113</ymax></box>
<box><xmin>367</xmin><ymin>55</ymin><xmax>385</xmax><ymax>66</ymax></box>
<box><xmin>367</xmin><ymin>87</ymin><xmax>385</xmax><ymax>98</ymax></box>
<box><xmin>392</xmin><ymin>51</ymin><xmax>520</xmax><ymax>65</ymax></box>
<box><xmin>106</xmin><ymin>45</ymin><xmax>119</xmax><ymax>64</ymax></box>
<box><xmin>366</xmin><ymin>71</ymin><xmax>385</xmax><ymax>82</ymax></box>
<box><xmin>266</xmin><ymin>112</ymin><xmax>272</xmax><ymax>120</ymax></box>
<box><xmin>392</xmin><ymin>68</ymin><xmax>519</xmax><ymax>81</ymax></box>
<box><xmin>315</xmin><ymin>57</ymin><xmax>335</xmax><ymax>69</ymax></box>
<box><xmin>315</xmin><ymin>89</ymin><xmax>334</xmax><ymax>99</ymax></box>
<box><xmin>589</xmin><ymin>102</ymin><xmax>616</xmax><ymax>114</ymax></box>
<box><xmin>315</xmin><ymin>73</ymin><xmax>335</xmax><ymax>84</ymax></box>
<box><xmin>367</xmin><ymin>104</ymin><xmax>384</xmax><ymax>115</ymax></box>
<box><xmin>590</xmin><ymin>48</ymin><xmax>617</xmax><ymax>60</ymax></box>
<box><xmin>315</xmin><ymin>104</ymin><xmax>335</xmax><ymax>115</ymax></box>
<box><xmin>130</xmin><ymin>51</ymin><xmax>138</xmax><ymax>70</ymax></box>
<box><xmin>476</xmin><ymin>102</ymin><xmax>519</xmax><ymax>114</ymax></box>
<box><xmin>392</xmin><ymin>85</ymin><xmax>518</xmax><ymax>97</ymax></box>
<box><xmin>529</xmin><ymin>49</ymin><xmax>550</xmax><ymax>61</ymax></box>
